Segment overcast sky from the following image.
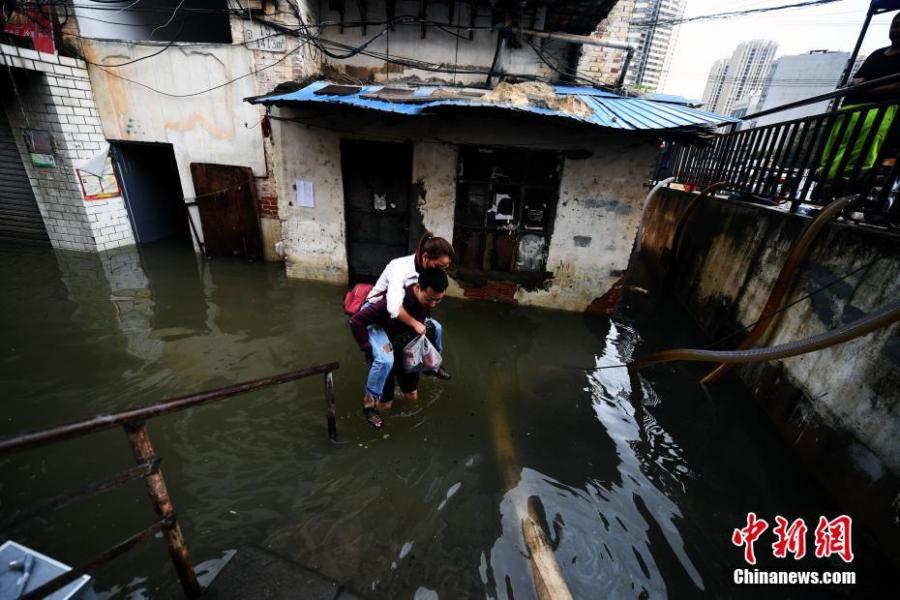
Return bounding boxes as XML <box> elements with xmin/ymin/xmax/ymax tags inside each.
<box><xmin>661</xmin><ymin>0</ymin><xmax>897</xmax><ymax>100</ymax></box>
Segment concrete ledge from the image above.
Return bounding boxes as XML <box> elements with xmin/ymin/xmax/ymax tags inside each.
<box><xmin>202</xmin><ymin>545</ymin><xmax>367</xmax><ymax>600</ymax></box>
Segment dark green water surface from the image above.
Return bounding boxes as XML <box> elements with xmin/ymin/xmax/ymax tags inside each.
<box><xmin>0</xmin><ymin>243</ymin><xmax>888</xmax><ymax>599</ymax></box>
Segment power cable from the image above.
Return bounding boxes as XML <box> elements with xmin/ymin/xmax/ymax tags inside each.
<box><xmin>149</xmin><ymin>0</ymin><xmax>186</xmax><ymax>39</ymax></box>
<box><xmin>630</xmin><ymin>0</ymin><xmax>846</xmax><ymax>29</ymax></box>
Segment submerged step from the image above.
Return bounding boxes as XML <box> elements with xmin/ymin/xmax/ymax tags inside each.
<box><xmin>201</xmin><ymin>546</ymin><xmax>367</xmax><ymax>600</ymax></box>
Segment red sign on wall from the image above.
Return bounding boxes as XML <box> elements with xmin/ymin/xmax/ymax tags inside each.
<box><xmin>3</xmin><ymin>8</ymin><xmax>56</xmax><ymax>55</ymax></box>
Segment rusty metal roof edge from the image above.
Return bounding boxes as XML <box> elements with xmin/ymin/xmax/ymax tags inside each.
<box><xmin>247</xmin><ymin>80</ymin><xmax>737</xmax><ymax>131</ymax></box>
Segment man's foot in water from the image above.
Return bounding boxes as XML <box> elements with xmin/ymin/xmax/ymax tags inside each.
<box><xmin>362</xmin><ymin>394</ymin><xmax>383</xmax><ymax>428</ymax></box>
<box><xmin>424</xmin><ymin>366</ymin><xmax>452</xmax><ymax>380</ymax></box>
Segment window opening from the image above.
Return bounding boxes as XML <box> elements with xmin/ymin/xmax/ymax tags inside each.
<box><xmin>73</xmin><ymin>0</ymin><xmax>232</xmax><ymax>44</ymax></box>
<box><xmin>453</xmin><ymin>146</ymin><xmax>560</xmax><ymax>276</ymax></box>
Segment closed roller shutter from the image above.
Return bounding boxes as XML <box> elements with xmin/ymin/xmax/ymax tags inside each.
<box><xmin>0</xmin><ymin>107</ymin><xmax>50</xmax><ymax>246</ymax></box>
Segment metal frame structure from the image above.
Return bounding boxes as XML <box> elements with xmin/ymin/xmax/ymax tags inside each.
<box><xmin>0</xmin><ymin>362</ymin><xmax>340</xmax><ymax>599</ymax></box>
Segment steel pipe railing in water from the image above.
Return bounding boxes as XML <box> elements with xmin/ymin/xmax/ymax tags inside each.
<box><xmin>0</xmin><ymin>362</ymin><xmax>340</xmax><ymax>599</ymax></box>
<box><xmin>630</xmin><ymin>301</ymin><xmax>900</xmax><ymax>371</ymax></box>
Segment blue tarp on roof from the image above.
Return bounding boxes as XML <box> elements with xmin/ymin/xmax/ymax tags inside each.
<box><xmin>250</xmin><ymin>80</ymin><xmax>735</xmax><ymax>132</ymax></box>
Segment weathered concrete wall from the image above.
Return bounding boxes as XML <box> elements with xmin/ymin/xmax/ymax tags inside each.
<box><xmin>62</xmin><ymin>6</ymin><xmax>322</xmax><ymax>258</ymax></box>
<box><xmin>628</xmin><ymin>187</ymin><xmax>900</xmax><ymax>562</ymax></box>
<box><xmin>274</xmin><ymin>120</ymin><xmax>348</xmax><ymax>283</ymax></box>
<box><xmin>81</xmin><ymin>41</ymin><xmax>266</xmax><ymax>250</ymax></box>
<box><xmin>271</xmin><ymin>106</ymin><xmax>658</xmax><ymax>309</ymax></box>
<box><xmin>1</xmin><ymin>44</ymin><xmax>134</xmax><ymax>251</ymax></box>
<box><xmin>317</xmin><ymin>0</ymin><xmax>572</xmax><ymax>85</ymax></box>
<box><xmin>519</xmin><ymin>137</ymin><xmax>657</xmax><ymax>311</ymax></box>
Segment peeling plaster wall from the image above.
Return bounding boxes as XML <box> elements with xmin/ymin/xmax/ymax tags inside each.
<box><xmin>274</xmin><ymin>120</ymin><xmax>348</xmax><ymax>283</ymax></box>
<box><xmin>270</xmin><ymin>107</ymin><xmax>658</xmax><ymax>309</ymax></box>
<box><xmin>517</xmin><ymin>139</ymin><xmax>657</xmax><ymax>311</ymax></box>
<box><xmin>411</xmin><ymin>141</ymin><xmax>456</xmax><ymax>243</ymax></box>
<box><xmin>318</xmin><ymin>0</ymin><xmax>571</xmax><ymax>85</ymax></box>
<box><xmin>82</xmin><ymin>41</ymin><xmax>267</xmax><ymax>247</ymax></box>
<box><xmin>628</xmin><ymin>188</ymin><xmax>900</xmax><ymax>563</ymax></box>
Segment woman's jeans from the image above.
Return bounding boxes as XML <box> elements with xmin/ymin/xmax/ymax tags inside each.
<box><xmin>365</xmin><ymin>318</ymin><xmax>443</xmax><ymax>400</ymax></box>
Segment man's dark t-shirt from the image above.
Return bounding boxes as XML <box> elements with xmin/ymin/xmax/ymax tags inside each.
<box><xmin>845</xmin><ymin>48</ymin><xmax>900</xmax><ymax>104</ymax></box>
<box><xmin>348</xmin><ymin>285</ymin><xmax>429</xmax><ymax>353</ymax></box>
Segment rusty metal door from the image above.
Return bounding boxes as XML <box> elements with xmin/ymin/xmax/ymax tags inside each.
<box><xmin>190</xmin><ymin>163</ymin><xmax>263</xmax><ymax>260</ymax></box>
<box><xmin>341</xmin><ymin>140</ymin><xmax>414</xmax><ymax>281</ymax></box>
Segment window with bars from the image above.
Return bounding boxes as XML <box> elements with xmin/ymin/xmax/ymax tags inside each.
<box><xmin>452</xmin><ymin>146</ymin><xmax>561</xmax><ymax>276</ymax></box>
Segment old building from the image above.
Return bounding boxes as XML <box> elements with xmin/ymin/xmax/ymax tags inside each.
<box><xmin>2</xmin><ymin>0</ymin><xmax>730</xmax><ymax>311</ymax></box>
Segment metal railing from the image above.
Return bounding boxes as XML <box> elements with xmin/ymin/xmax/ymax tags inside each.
<box><xmin>0</xmin><ymin>362</ymin><xmax>339</xmax><ymax>599</ymax></box>
<box><xmin>664</xmin><ymin>101</ymin><xmax>899</xmax><ymax>222</ymax></box>
<box><xmin>658</xmin><ymin>73</ymin><xmax>900</xmax><ymax>226</ymax></box>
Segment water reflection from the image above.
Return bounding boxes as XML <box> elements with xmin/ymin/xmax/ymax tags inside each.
<box><xmin>0</xmin><ymin>244</ymin><xmax>886</xmax><ymax>599</ymax></box>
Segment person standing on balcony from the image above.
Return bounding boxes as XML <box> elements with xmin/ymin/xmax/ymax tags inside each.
<box><xmin>822</xmin><ymin>12</ymin><xmax>900</xmax><ymax>192</ymax></box>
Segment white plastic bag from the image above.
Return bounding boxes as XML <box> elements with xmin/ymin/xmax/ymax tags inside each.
<box><xmin>402</xmin><ymin>335</ymin><xmax>443</xmax><ymax>373</ymax></box>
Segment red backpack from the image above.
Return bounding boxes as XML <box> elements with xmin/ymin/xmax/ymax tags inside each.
<box><xmin>343</xmin><ymin>283</ymin><xmax>384</xmax><ymax>315</ymax></box>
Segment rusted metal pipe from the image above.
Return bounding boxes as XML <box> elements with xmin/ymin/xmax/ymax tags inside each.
<box><xmin>5</xmin><ymin>458</ymin><xmax>161</xmax><ymax>531</ymax></box>
<box><xmin>630</xmin><ymin>300</ymin><xmax>900</xmax><ymax>371</ymax></box>
<box><xmin>699</xmin><ymin>196</ymin><xmax>852</xmax><ymax>384</ymax></box>
<box><xmin>662</xmin><ymin>182</ymin><xmax>728</xmax><ymax>289</ymax></box>
<box><xmin>124</xmin><ymin>422</ymin><xmax>202</xmax><ymax>599</ymax></box>
<box><xmin>0</xmin><ymin>363</ymin><xmax>340</xmax><ymax>454</ymax></box>
<box><xmin>518</xmin><ymin>28</ymin><xmax>636</xmax><ymax>88</ymax></box>
<box><xmin>324</xmin><ymin>371</ymin><xmax>337</xmax><ymax>441</ymax></box>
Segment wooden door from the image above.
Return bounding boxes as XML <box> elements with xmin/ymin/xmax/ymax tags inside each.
<box><xmin>191</xmin><ymin>163</ymin><xmax>263</xmax><ymax>260</ymax></box>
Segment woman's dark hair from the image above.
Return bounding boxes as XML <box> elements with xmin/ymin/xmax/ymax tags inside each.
<box><xmin>418</xmin><ymin>268</ymin><xmax>449</xmax><ymax>293</ymax></box>
<box><xmin>415</xmin><ymin>231</ymin><xmax>454</xmax><ymax>266</ymax></box>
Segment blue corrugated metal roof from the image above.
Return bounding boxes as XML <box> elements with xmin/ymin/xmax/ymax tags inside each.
<box><xmin>251</xmin><ymin>80</ymin><xmax>736</xmax><ymax>131</ymax></box>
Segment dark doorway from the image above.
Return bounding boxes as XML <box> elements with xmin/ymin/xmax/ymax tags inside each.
<box><xmin>110</xmin><ymin>141</ymin><xmax>191</xmax><ymax>246</ymax></box>
<box><xmin>190</xmin><ymin>163</ymin><xmax>263</xmax><ymax>260</ymax></box>
<box><xmin>341</xmin><ymin>139</ymin><xmax>414</xmax><ymax>282</ymax></box>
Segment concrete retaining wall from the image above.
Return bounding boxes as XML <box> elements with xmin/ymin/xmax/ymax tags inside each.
<box><xmin>628</xmin><ymin>187</ymin><xmax>900</xmax><ymax>562</ymax></box>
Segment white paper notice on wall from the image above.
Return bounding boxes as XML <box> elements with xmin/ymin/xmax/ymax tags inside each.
<box><xmin>295</xmin><ymin>180</ymin><xmax>315</xmax><ymax>208</ymax></box>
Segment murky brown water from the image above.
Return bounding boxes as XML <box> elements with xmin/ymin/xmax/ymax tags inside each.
<box><xmin>0</xmin><ymin>242</ymin><xmax>889</xmax><ymax>599</ymax></box>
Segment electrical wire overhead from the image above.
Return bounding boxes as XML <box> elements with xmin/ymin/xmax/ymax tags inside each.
<box><xmin>630</xmin><ymin>0</ymin><xmax>846</xmax><ymax>28</ymax></box>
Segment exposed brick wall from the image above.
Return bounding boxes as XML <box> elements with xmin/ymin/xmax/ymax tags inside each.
<box><xmin>228</xmin><ymin>1</ymin><xmax>323</xmax><ymax>222</ymax></box>
<box><xmin>576</xmin><ymin>0</ymin><xmax>635</xmax><ymax>87</ymax></box>
<box><xmin>0</xmin><ymin>45</ymin><xmax>134</xmax><ymax>251</ymax></box>
<box><xmin>1</xmin><ymin>43</ymin><xmax>134</xmax><ymax>252</ymax></box>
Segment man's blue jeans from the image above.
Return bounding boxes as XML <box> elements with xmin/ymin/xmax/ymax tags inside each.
<box><xmin>365</xmin><ymin>318</ymin><xmax>443</xmax><ymax>400</ymax></box>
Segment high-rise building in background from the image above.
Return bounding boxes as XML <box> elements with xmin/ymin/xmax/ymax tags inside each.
<box><xmin>702</xmin><ymin>40</ymin><xmax>778</xmax><ymax>115</ymax></box>
<box><xmin>701</xmin><ymin>58</ymin><xmax>730</xmax><ymax>113</ymax></box>
<box><xmin>753</xmin><ymin>50</ymin><xmax>851</xmax><ymax>126</ymax></box>
<box><xmin>624</xmin><ymin>0</ymin><xmax>687</xmax><ymax>92</ymax></box>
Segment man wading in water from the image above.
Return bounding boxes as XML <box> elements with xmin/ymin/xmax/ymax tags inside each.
<box><xmin>349</xmin><ymin>269</ymin><xmax>449</xmax><ymax>428</ymax></box>
<box><xmin>366</xmin><ymin>232</ymin><xmax>454</xmax><ymax>381</ymax></box>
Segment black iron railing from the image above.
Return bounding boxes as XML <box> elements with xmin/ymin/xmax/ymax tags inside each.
<box><xmin>0</xmin><ymin>362</ymin><xmax>339</xmax><ymax>599</ymax></box>
<box><xmin>663</xmin><ymin>100</ymin><xmax>899</xmax><ymax>223</ymax></box>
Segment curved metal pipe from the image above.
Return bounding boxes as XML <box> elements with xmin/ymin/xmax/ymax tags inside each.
<box><xmin>635</xmin><ymin>176</ymin><xmax>674</xmax><ymax>248</ymax></box>
<box><xmin>699</xmin><ymin>196</ymin><xmax>852</xmax><ymax>384</ymax></box>
<box><xmin>630</xmin><ymin>300</ymin><xmax>900</xmax><ymax>371</ymax></box>
<box><xmin>663</xmin><ymin>182</ymin><xmax>727</xmax><ymax>286</ymax></box>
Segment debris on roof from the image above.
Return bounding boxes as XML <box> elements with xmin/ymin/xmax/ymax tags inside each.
<box><xmin>249</xmin><ymin>80</ymin><xmax>737</xmax><ymax>132</ymax></box>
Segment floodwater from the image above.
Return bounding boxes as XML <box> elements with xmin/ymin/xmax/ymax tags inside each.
<box><xmin>0</xmin><ymin>242</ymin><xmax>889</xmax><ymax>599</ymax></box>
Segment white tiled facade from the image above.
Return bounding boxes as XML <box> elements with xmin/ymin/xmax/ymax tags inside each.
<box><xmin>0</xmin><ymin>44</ymin><xmax>134</xmax><ymax>252</ymax></box>
<box><xmin>623</xmin><ymin>0</ymin><xmax>686</xmax><ymax>92</ymax></box>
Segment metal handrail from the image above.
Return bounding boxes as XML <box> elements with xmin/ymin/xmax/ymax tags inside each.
<box><xmin>660</xmin><ymin>99</ymin><xmax>899</xmax><ymax>222</ymax></box>
<box><xmin>0</xmin><ymin>362</ymin><xmax>340</xmax><ymax>599</ymax></box>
